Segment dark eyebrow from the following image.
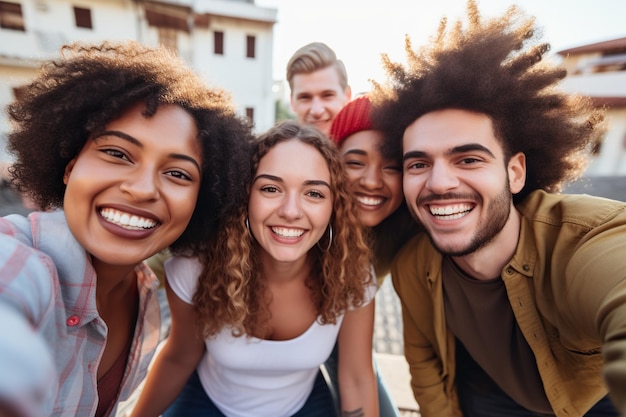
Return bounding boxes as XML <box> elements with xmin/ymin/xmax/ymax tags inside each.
<box><xmin>403</xmin><ymin>150</ymin><xmax>427</xmax><ymax>162</ymax></box>
<box><xmin>305</xmin><ymin>180</ymin><xmax>331</xmax><ymax>189</ymax></box>
<box><xmin>94</xmin><ymin>130</ymin><xmax>201</xmax><ymax>172</ymax></box>
<box><xmin>403</xmin><ymin>143</ymin><xmax>496</xmax><ymax>162</ymax></box>
<box><xmin>95</xmin><ymin>130</ymin><xmax>139</xmax><ymax>145</ymax></box>
<box><xmin>254</xmin><ymin>174</ymin><xmax>283</xmax><ymax>183</ymax></box>
<box><xmin>450</xmin><ymin>143</ymin><xmax>496</xmax><ymax>158</ymax></box>
<box><xmin>253</xmin><ymin>174</ymin><xmax>330</xmax><ymax>189</ymax></box>
<box><xmin>343</xmin><ymin>149</ymin><xmax>367</xmax><ymax>157</ymax></box>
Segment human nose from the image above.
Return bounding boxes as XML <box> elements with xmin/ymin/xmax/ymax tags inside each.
<box><xmin>309</xmin><ymin>97</ymin><xmax>325</xmax><ymax>116</ymax></box>
<box><xmin>119</xmin><ymin>167</ymin><xmax>160</xmax><ymax>201</ymax></box>
<box><xmin>425</xmin><ymin>162</ymin><xmax>459</xmax><ymax>194</ymax></box>
<box><xmin>359</xmin><ymin>165</ymin><xmax>384</xmax><ymax>190</ymax></box>
<box><xmin>278</xmin><ymin>193</ymin><xmax>303</xmax><ymax>220</ymax></box>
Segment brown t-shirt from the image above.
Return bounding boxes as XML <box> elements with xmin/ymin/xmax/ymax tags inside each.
<box><xmin>442</xmin><ymin>256</ymin><xmax>552</xmax><ymax>414</ymax></box>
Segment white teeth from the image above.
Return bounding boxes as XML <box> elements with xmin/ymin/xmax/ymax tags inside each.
<box><xmin>357</xmin><ymin>196</ymin><xmax>384</xmax><ymax>206</ymax></box>
<box><xmin>100</xmin><ymin>208</ymin><xmax>158</xmax><ymax>230</ymax></box>
<box><xmin>271</xmin><ymin>227</ymin><xmax>304</xmax><ymax>238</ymax></box>
<box><xmin>429</xmin><ymin>204</ymin><xmax>472</xmax><ymax>220</ymax></box>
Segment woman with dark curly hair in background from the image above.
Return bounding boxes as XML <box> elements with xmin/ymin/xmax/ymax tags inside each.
<box><xmin>130</xmin><ymin>120</ymin><xmax>378</xmax><ymax>417</ymax></box>
<box><xmin>0</xmin><ymin>40</ymin><xmax>252</xmax><ymax>417</ymax></box>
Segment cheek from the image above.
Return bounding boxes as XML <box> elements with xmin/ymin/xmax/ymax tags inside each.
<box><xmin>171</xmin><ymin>185</ymin><xmax>201</xmax><ymax>223</ymax></box>
<box><xmin>330</xmin><ymin>101</ymin><xmax>345</xmax><ymax>113</ymax></box>
<box><xmin>403</xmin><ymin>176</ymin><xmax>416</xmax><ymax>199</ymax></box>
<box><xmin>319</xmin><ymin>204</ymin><xmax>333</xmax><ymax>226</ymax></box>
<box><xmin>345</xmin><ymin>171</ymin><xmax>361</xmax><ymax>189</ymax></box>
<box><xmin>387</xmin><ymin>176</ymin><xmax>404</xmax><ymax>202</ymax></box>
<box><xmin>390</xmin><ymin>178</ymin><xmax>404</xmax><ymax>211</ymax></box>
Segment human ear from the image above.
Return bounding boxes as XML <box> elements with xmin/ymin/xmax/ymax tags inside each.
<box><xmin>344</xmin><ymin>85</ymin><xmax>352</xmax><ymax>101</ymax></box>
<box><xmin>63</xmin><ymin>159</ymin><xmax>77</xmax><ymax>185</ymax></box>
<box><xmin>508</xmin><ymin>152</ymin><xmax>526</xmax><ymax>194</ymax></box>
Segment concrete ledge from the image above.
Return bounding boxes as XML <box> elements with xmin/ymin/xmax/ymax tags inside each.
<box><xmin>375</xmin><ymin>353</ymin><xmax>419</xmax><ymax>413</ymax></box>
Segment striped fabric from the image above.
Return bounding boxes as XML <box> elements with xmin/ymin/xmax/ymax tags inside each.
<box><xmin>0</xmin><ymin>211</ymin><xmax>161</xmax><ymax>417</ymax></box>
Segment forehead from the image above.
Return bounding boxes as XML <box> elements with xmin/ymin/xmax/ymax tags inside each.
<box><xmin>403</xmin><ymin>109</ymin><xmax>502</xmax><ymax>156</ymax></box>
<box><xmin>257</xmin><ymin>140</ymin><xmax>330</xmax><ymax>181</ymax></box>
<box><xmin>340</xmin><ymin>130</ymin><xmax>385</xmax><ymax>154</ymax></box>
<box><xmin>105</xmin><ymin>103</ymin><xmax>201</xmax><ymax>152</ymax></box>
<box><xmin>291</xmin><ymin>66</ymin><xmax>345</xmax><ymax>96</ymax></box>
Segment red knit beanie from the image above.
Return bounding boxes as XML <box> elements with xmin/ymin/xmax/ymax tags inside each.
<box><xmin>329</xmin><ymin>95</ymin><xmax>372</xmax><ymax>146</ymax></box>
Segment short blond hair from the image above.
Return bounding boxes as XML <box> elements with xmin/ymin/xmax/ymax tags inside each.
<box><xmin>286</xmin><ymin>42</ymin><xmax>348</xmax><ymax>91</ymax></box>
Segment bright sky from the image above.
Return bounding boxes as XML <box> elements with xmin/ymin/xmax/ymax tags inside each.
<box><xmin>255</xmin><ymin>0</ymin><xmax>626</xmax><ymax>95</ymax></box>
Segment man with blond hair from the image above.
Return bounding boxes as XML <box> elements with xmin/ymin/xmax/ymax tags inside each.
<box><xmin>286</xmin><ymin>42</ymin><xmax>351</xmax><ymax>136</ymax></box>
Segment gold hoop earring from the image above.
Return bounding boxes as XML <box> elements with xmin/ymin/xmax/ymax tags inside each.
<box><xmin>317</xmin><ymin>224</ymin><xmax>333</xmax><ymax>252</ymax></box>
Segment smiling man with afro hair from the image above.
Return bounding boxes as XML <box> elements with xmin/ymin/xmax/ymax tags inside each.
<box><xmin>371</xmin><ymin>1</ymin><xmax>626</xmax><ymax>416</ymax></box>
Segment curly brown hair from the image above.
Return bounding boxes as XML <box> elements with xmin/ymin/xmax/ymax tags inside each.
<box><xmin>193</xmin><ymin>120</ymin><xmax>372</xmax><ymax>338</ymax></box>
<box><xmin>6</xmin><ymin>40</ymin><xmax>253</xmax><ymax>253</ymax></box>
<box><xmin>370</xmin><ymin>0</ymin><xmax>606</xmax><ymax>204</ymax></box>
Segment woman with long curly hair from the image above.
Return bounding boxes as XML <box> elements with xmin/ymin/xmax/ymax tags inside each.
<box><xmin>130</xmin><ymin>120</ymin><xmax>378</xmax><ymax>417</ymax></box>
<box><xmin>0</xmin><ymin>40</ymin><xmax>252</xmax><ymax>417</ymax></box>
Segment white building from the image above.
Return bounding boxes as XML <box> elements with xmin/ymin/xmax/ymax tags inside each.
<box><xmin>0</xmin><ymin>0</ymin><xmax>277</xmax><ymax>162</ymax></box>
<box><xmin>557</xmin><ymin>37</ymin><xmax>626</xmax><ymax>177</ymax></box>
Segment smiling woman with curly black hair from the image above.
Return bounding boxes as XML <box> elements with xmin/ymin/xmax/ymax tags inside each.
<box><xmin>0</xmin><ymin>40</ymin><xmax>252</xmax><ymax>417</ymax></box>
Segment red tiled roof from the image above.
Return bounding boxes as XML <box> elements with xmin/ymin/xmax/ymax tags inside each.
<box><xmin>592</xmin><ymin>97</ymin><xmax>626</xmax><ymax>108</ymax></box>
<box><xmin>557</xmin><ymin>37</ymin><xmax>626</xmax><ymax>55</ymax></box>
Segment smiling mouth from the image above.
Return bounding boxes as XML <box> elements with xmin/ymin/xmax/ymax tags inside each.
<box><xmin>306</xmin><ymin>117</ymin><xmax>329</xmax><ymax>125</ymax></box>
<box><xmin>100</xmin><ymin>208</ymin><xmax>158</xmax><ymax>230</ymax></box>
<box><xmin>429</xmin><ymin>203</ymin><xmax>473</xmax><ymax>220</ymax></box>
<box><xmin>357</xmin><ymin>195</ymin><xmax>385</xmax><ymax>207</ymax></box>
<box><xmin>271</xmin><ymin>227</ymin><xmax>304</xmax><ymax>238</ymax></box>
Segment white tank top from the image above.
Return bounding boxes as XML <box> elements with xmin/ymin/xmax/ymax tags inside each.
<box><xmin>165</xmin><ymin>256</ymin><xmax>376</xmax><ymax>417</ymax></box>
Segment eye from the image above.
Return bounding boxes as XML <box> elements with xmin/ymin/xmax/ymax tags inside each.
<box><xmin>165</xmin><ymin>170</ymin><xmax>192</xmax><ymax>181</ymax></box>
<box><xmin>406</xmin><ymin>161</ymin><xmax>428</xmax><ymax>170</ymax></box>
<box><xmin>260</xmin><ymin>185</ymin><xmax>280</xmax><ymax>193</ymax></box>
<box><xmin>306</xmin><ymin>189</ymin><xmax>325</xmax><ymax>199</ymax></box>
<box><xmin>384</xmin><ymin>164</ymin><xmax>402</xmax><ymax>173</ymax></box>
<box><xmin>101</xmin><ymin>148</ymin><xmax>130</xmax><ymax>161</ymax></box>
<box><xmin>344</xmin><ymin>159</ymin><xmax>364</xmax><ymax>168</ymax></box>
<box><xmin>458</xmin><ymin>157</ymin><xmax>481</xmax><ymax>165</ymax></box>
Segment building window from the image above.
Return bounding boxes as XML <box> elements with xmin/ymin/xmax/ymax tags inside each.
<box><xmin>145</xmin><ymin>6</ymin><xmax>191</xmax><ymax>33</ymax></box>
<box><xmin>0</xmin><ymin>1</ymin><xmax>25</xmax><ymax>31</ymax></box>
<box><xmin>158</xmin><ymin>28</ymin><xmax>178</xmax><ymax>53</ymax></box>
<box><xmin>246</xmin><ymin>35</ymin><xmax>256</xmax><ymax>58</ymax></box>
<box><xmin>245</xmin><ymin>107</ymin><xmax>254</xmax><ymax>125</ymax></box>
<box><xmin>12</xmin><ymin>86</ymin><xmax>26</xmax><ymax>101</ymax></box>
<box><xmin>74</xmin><ymin>6</ymin><xmax>92</xmax><ymax>29</ymax></box>
<box><xmin>214</xmin><ymin>31</ymin><xmax>224</xmax><ymax>55</ymax></box>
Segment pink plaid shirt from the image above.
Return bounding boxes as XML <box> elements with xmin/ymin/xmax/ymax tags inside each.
<box><xmin>0</xmin><ymin>211</ymin><xmax>161</xmax><ymax>417</ymax></box>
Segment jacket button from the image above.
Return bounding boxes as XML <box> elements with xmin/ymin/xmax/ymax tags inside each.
<box><xmin>66</xmin><ymin>315</ymin><xmax>80</xmax><ymax>326</ymax></box>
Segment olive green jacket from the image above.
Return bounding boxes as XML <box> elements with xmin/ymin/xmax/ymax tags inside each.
<box><xmin>391</xmin><ymin>190</ymin><xmax>626</xmax><ymax>417</ymax></box>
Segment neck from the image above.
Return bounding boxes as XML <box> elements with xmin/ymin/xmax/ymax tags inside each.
<box><xmin>452</xmin><ymin>207</ymin><xmax>522</xmax><ymax>280</ymax></box>
<box><xmin>259</xmin><ymin>251</ymin><xmax>312</xmax><ymax>286</ymax></box>
<box><xmin>91</xmin><ymin>257</ymin><xmax>139</xmax><ymax>304</ymax></box>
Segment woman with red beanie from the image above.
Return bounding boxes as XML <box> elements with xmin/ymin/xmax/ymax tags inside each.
<box><xmin>330</xmin><ymin>94</ymin><xmax>419</xmax><ymax>283</ymax></box>
<box><xmin>323</xmin><ymin>95</ymin><xmax>420</xmax><ymax>417</ymax></box>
